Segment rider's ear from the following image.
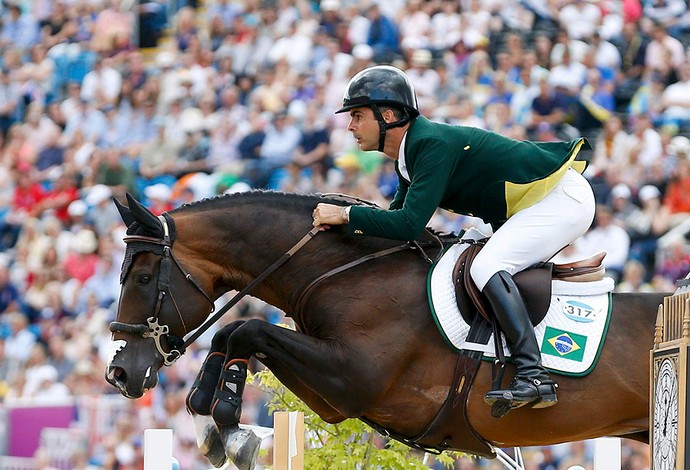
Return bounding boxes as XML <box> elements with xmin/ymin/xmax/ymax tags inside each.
<box><xmin>125</xmin><ymin>192</ymin><xmax>164</xmax><ymax>238</ymax></box>
<box><xmin>114</xmin><ymin>195</ymin><xmax>135</xmax><ymax>227</ymax></box>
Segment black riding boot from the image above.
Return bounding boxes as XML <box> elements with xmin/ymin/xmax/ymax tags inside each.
<box><xmin>482</xmin><ymin>271</ymin><xmax>558</xmax><ymax>417</ymax></box>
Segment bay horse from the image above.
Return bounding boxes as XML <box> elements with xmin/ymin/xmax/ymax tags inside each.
<box><xmin>106</xmin><ymin>191</ymin><xmax>665</xmax><ymax>468</ymax></box>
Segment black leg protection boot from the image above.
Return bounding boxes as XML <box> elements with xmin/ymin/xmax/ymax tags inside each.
<box><xmin>482</xmin><ymin>271</ymin><xmax>558</xmax><ymax>417</ymax></box>
<box><xmin>186</xmin><ymin>352</ymin><xmax>225</xmax><ymax>415</ymax></box>
<box><xmin>211</xmin><ymin>359</ymin><xmax>249</xmax><ymax>426</ymax></box>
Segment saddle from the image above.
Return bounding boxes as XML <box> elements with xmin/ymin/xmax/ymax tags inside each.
<box><xmin>453</xmin><ymin>241</ymin><xmax>606</xmax><ymax>325</ymax></box>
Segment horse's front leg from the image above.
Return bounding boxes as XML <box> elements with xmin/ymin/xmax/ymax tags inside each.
<box><xmin>211</xmin><ymin>319</ymin><xmax>380</xmax><ymax>426</ymax></box>
<box><xmin>185</xmin><ymin>321</ymin><xmax>246</xmax><ymax>468</ymax></box>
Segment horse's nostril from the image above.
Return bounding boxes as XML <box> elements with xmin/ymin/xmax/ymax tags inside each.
<box><xmin>107</xmin><ymin>366</ymin><xmax>127</xmax><ymax>384</ymax></box>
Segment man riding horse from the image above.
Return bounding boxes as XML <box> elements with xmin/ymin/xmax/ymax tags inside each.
<box><xmin>312</xmin><ymin>65</ymin><xmax>596</xmax><ymax>415</ymax></box>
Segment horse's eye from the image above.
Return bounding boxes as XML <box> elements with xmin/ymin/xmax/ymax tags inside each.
<box><xmin>138</xmin><ymin>275</ymin><xmax>152</xmax><ymax>285</ymax></box>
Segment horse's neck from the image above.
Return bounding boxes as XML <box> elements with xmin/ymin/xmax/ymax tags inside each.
<box><xmin>177</xmin><ymin>204</ymin><xmax>320</xmax><ymax>312</ymax></box>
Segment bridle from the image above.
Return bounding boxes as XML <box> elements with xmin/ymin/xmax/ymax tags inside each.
<box><xmin>110</xmin><ymin>214</ymin><xmax>321</xmax><ymax>366</ymax></box>
<box><xmin>109</xmin><ymin>216</ymin><xmax>216</xmax><ymax>365</ymax></box>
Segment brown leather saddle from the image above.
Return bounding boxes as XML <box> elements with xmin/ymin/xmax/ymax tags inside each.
<box><xmin>453</xmin><ymin>240</ymin><xmax>606</xmax><ymax>326</ymax></box>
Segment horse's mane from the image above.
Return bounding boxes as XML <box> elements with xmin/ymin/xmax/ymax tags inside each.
<box><xmin>170</xmin><ymin>190</ymin><xmax>454</xmax><ymax>241</ymax></box>
<box><xmin>171</xmin><ymin>190</ymin><xmax>333</xmax><ymax>215</ymax></box>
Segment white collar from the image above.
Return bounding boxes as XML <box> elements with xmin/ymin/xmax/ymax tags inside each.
<box><xmin>396</xmin><ymin>132</ymin><xmax>410</xmax><ymax>183</ymax></box>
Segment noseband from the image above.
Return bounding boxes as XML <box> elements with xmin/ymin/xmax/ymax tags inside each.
<box><xmin>110</xmin><ymin>216</ymin><xmax>215</xmax><ymax>366</ymax></box>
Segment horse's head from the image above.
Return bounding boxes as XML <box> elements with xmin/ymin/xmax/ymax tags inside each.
<box><xmin>106</xmin><ymin>194</ymin><xmax>216</xmax><ymax>398</ymax></box>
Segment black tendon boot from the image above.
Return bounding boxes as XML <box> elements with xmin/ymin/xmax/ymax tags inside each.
<box><xmin>186</xmin><ymin>352</ymin><xmax>225</xmax><ymax>415</ymax></box>
<box><xmin>482</xmin><ymin>271</ymin><xmax>558</xmax><ymax>417</ymax></box>
<box><xmin>211</xmin><ymin>359</ymin><xmax>249</xmax><ymax>426</ymax></box>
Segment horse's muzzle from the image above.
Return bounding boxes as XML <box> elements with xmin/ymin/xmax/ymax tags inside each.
<box><xmin>105</xmin><ymin>363</ymin><xmax>159</xmax><ymax>399</ymax></box>
<box><xmin>105</xmin><ymin>340</ymin><xmax>162</xmax><ymax>398</ymax></box>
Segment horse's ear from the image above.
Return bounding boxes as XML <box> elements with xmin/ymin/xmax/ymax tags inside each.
<box><xmin>125</xmin><ymin>193</ymin><xmax>164</xmax><ymax>238</ymax></box>
<box><xmin>114</xmin><ymin>196</ymin><xmax>135</xmax><ymax>227</ymax></box>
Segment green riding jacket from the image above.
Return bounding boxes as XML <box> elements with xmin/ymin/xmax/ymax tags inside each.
<box><xmin>348</xmin><ymin>116</ymin><xmax>590</xmax><ymax>240</ymax></box>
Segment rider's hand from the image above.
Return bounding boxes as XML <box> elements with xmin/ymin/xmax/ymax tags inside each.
<box><xmin>312</xmin><ymin>203</ymin><xmax>347</xmax><ymax>229</ymax></box>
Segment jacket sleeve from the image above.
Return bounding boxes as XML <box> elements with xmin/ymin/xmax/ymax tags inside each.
<box><xmin>348</xmin><ymin>138</ymin><xmax>456</xmax><ymax>240</ymax></box>
<box><xmin>388</xmin><ymin>179</ymin><xmax>408</xmax><ymax>210</ymax></box>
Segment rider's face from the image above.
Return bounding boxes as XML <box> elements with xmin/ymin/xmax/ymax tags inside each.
<box><xmin>347</xmin><ymin>107</ymin><xmax>380</xmax><ymax>151</ymax></box>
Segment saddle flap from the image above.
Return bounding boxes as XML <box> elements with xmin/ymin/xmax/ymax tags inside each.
<box><xmin>453</xmin><ymin>244</ymin><xmax>553</xmax><ymax>326</ymax></box>
<box><xmin>453</xmin><ymin>242</ymin><xmax>492</xmax><ymax>324</ymax></box>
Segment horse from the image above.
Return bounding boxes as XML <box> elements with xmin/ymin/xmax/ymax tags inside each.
<box><xmin>105</xmin><ymin>191</ymin><xmax>665</xmax><ymax>469</ymax></box>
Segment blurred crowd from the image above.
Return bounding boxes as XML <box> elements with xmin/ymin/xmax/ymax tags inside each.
<box><xmin>1</xmin><ymin>0</ymin><xmax>690</xmax><ymax>467</ymax></box>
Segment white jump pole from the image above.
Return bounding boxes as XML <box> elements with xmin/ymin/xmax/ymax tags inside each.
<box><xmin>593</xmin><ymin>437</ymin><xmax>621</xmax><ymax>469</ymax></box>
<box><xmin>144</xmin><ymin>428</ymin><xmax>177</xmax><ymax>470</ymax></box>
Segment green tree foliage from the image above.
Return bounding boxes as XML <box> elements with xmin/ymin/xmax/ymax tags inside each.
<box><xmin>253</xmin><ymin>369</ymin><xmax>462</xmax><ymax>469</ymax></box>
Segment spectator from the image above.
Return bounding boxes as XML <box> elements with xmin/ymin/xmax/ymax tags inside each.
<box><xmin>94</xmin><ymin>148</ymin><xmax>137</xmax><ymax>198</ymax></box>
<box><xmin>0</xmin><ymin>262</ymin><xmax>21</xmax><ymax>316</ymax></box>
<box><xmin>175</xmin><ymin>129</ymin><xmax>211</xmax><ymax>177</ymax></box>
<box><xmin>61</xmin><ymin>228</ymin><xmax>99</xmax><ymax>284</ymax></box>
<box><xmin>3</xmin><ymin>312</ymin><xmax>36</xmax><ymax>364</ymax></box>
<box><xmin>36</xmin><ymin>172</ymin><xmax>79</xmax><ymax>224</ymax></box>
<box><xmin>61</xmin><ymin>99</ymin><xmax>107</xmax><ymax>146</ymax></box>
<box><xmin>80</xmin><ymin>57</ymin><xmax>123</xmax><ymax>108</ymax></box>
<box><xmin>0</xmin><ymin>69</ymin><xmax>20</xmax><ymax>140</ymax></box>
<box><xmin>35</xmin><ymin>131</ymin><xmax>66</xmax><ymax>180</ymax></box>
<box><xmin>366</xmin><ymin>4</ymin><xmax>401</xmax><ymax>63</ymax></box>
<box><xmin>656</xmin><ymin>232</ymin><xmax>690</xmax><ymax>286</ymax></box>
<box><xmin>660</xmin><ymin>61</ymin><xmax>690</xmax><ymax>128</ymax></box>
<box><xmin>642</xmin><ymin>0</ymin><xmax>688</xmax><ymax>39</ymax></box>
<box><xmin>663</xmin><ymin>136</ymin><xmax>690</xmax><ymax>226</ymax></box>
<box><xmin>144</xmin><ymin>183</ymin><xmax>173</xmax><ymax>215</ymax></box>
<box><xmin>405</xmin><ymin>49</ymin><xmax>440</xmax><ymax>110</ymax></box>
<box><xmin>575</xmin><ymin>204</ymin><xmax>631</xmax><ymax>282</ymax></box>
<box><xmin>84</xmin><ymin>184</ymin><xmax>121</xmax><ymax>238</ymax></box>
<box><xmin>575</xmin><ymin>67</ymin><xmax>616</xmax><ymax>136</ymax></box>
<box><xmin>626</xmin><ymin>184</ymin><xmax>670</xmax><ymax>277</ymax></box>
<box><xmin>611</xmin><ymin>21</ymin><xmax>648</xmax><ymax>108</ymax></box>
<box><xmin>0</xmin><ymin>169</ymin><xmax>45</xmax><ymax>251</ymax></box>
<box><xmin>0</xmin><ymin>3</ymin><xmax>40</xmax><ymax>52</ymax></box>
<box><xmin>616</xmin><ymin>259</ymin><xmax>656</xmax><ymax>292</ymax></box>
<box><xmin>290</xmin><ymin>103</ymin><xmax>332</xmax><ymax>189</ymax></box>
<box><xmin>253</xmin><ymin>111</ymin><xmax>301</xmax><ymax>188</ymax></box>
<box><xmin>528</xmin><ymin>77</ymin><xmax>569</xmax><ymax>137</ymax></box>
<box><xmin>558</xmin><ymin>0</ymin><xmax>602</xmax><ymax>41</ymax></box>
<box><xmin>91</xmin><ymin>0</ymin><xmax>134</xmax><ymax>58</ymax></box>
<box><xmin>645</xmin><ymin>21</ymin><xmax>685</xmax><ymax>83</ymax></box>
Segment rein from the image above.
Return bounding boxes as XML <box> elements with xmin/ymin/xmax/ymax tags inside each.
<box><xmin>110</xmin><ymin>217</ymin><xmax>320</xmax><ymax>366</ymax></box>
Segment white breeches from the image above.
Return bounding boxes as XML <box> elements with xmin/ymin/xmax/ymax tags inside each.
<box><xmin>470</xmin><ymin>168</ymin><xmax>596</xmax><ymax>291</ymax></box>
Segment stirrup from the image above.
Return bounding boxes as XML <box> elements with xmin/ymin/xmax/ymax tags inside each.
<box><xmin>484</xmin><ymin>377</ymin><xmax>558</xmax><ymax>418</ymax></box>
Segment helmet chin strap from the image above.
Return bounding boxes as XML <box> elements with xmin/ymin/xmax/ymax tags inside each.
<box><xmin>371</xmin><ymin>105</ymin><xmax>412</xmax><ymax>152</ymax></box>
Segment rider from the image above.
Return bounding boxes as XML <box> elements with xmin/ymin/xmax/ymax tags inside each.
<box><xmin>312</xmin><ymin>65</ymin><xmax>596</xmax><ymax>415</ymax></box>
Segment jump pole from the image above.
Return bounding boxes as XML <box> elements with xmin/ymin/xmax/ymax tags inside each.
<box><xmin>273</xmin><ymin>411</ymin><xmax>304</xmax><ymax>470</ymax></box>
<box><xmin>143</xmin><ymin>428</ymin><xmax>176</xmax><ymax>470</ymax></box>
<box><xmin>593</xmin><ymin>437</ymin><xmax>621</xmax><ymax>469</ymax></box>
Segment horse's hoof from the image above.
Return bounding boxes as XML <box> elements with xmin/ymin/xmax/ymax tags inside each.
<box><xmin>191</xmin><ymin>414</ymin><xmax>227</xmax><ymax>467</ymax></box>
<box><xmin>220</xmin><ymin>425</ymin><xmax>261</xmax><ymax>470</ymax></box>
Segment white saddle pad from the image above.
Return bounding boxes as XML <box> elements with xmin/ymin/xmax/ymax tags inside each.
<box><xmin>427</xmin><ymin>228</ymin><xmax>615</xmax><ymax>376</ymax></box>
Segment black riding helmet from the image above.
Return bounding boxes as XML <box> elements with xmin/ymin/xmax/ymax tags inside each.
<box><xmin>336</xmin><ymin>65</ymin><xmax>419</xmax><ymax>151</ymax></box>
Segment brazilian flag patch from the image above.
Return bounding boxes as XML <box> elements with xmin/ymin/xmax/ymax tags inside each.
<box><xmin>540</xmin><ymin>327</ymin><xmax>587</xmax><ymax>362</ymax></box>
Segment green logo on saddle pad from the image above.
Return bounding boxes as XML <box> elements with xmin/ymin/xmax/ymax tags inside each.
<box><xmin>541</xmin><ymin>327</ymin><xmax>587</xmax><ymax>362</ymax></box>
